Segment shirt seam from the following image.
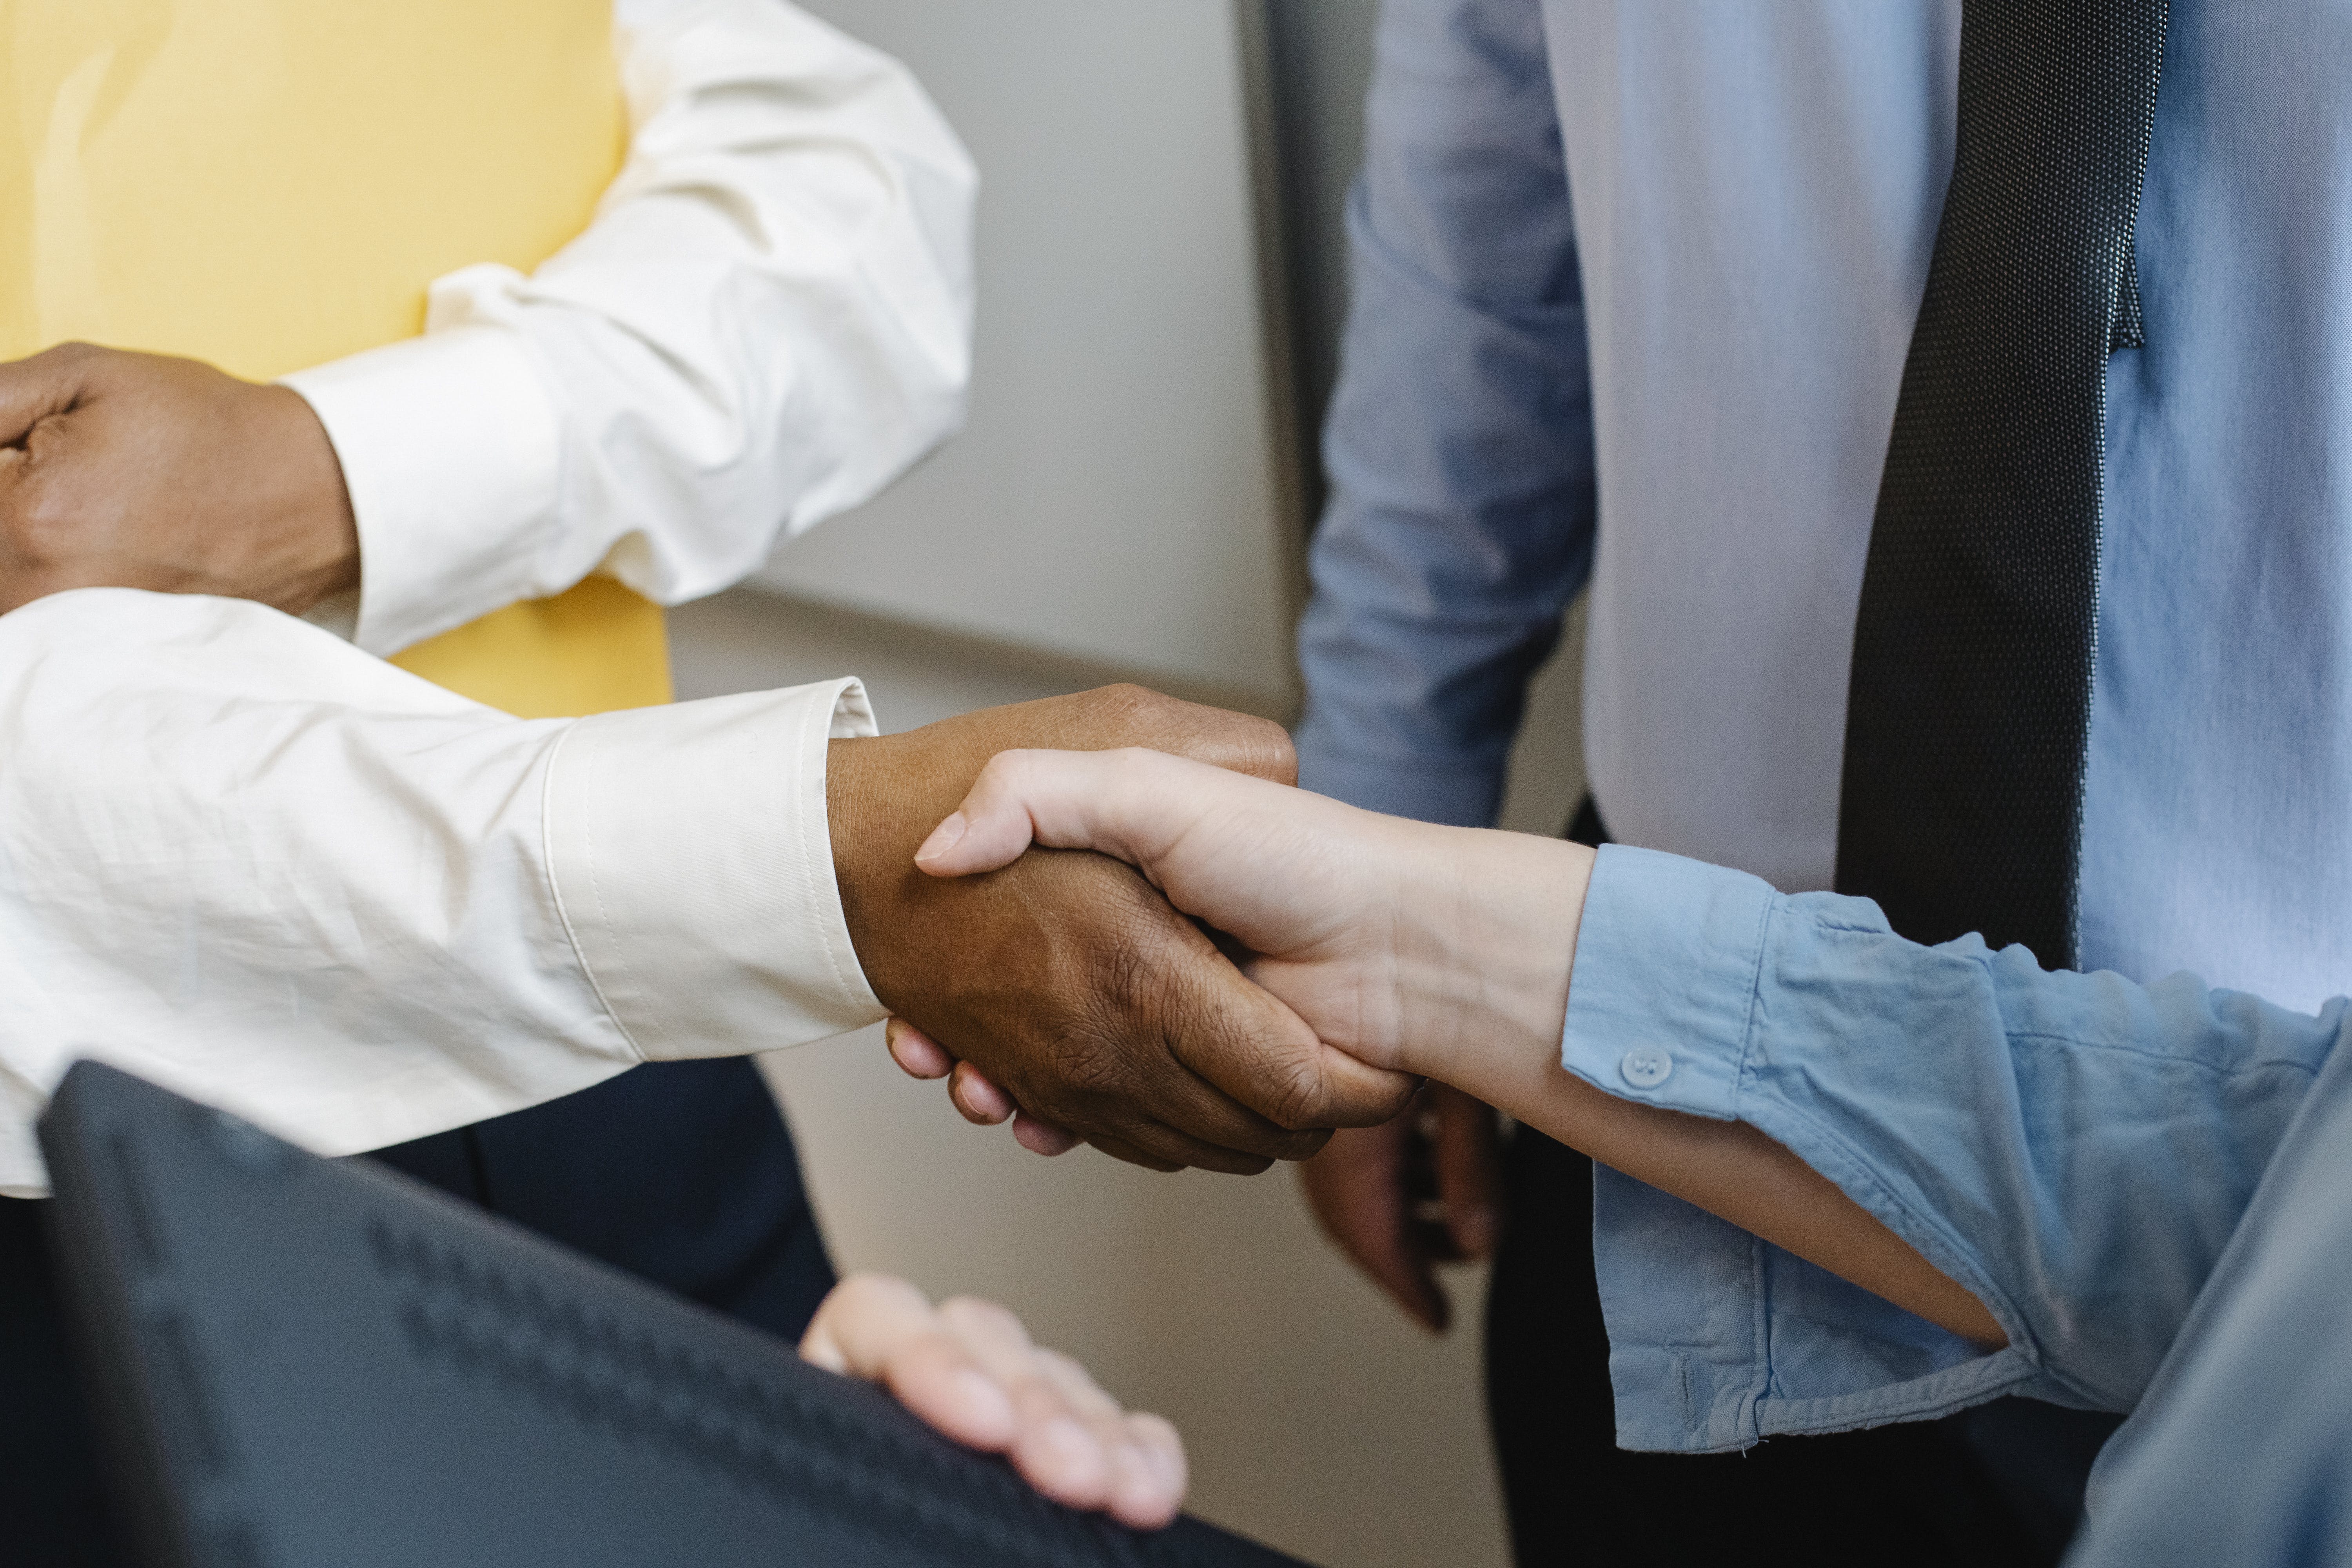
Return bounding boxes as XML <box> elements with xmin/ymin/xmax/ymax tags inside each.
<box><xmin>1753</xmin><ymin>1352</ymin><xmax>2045</xmax><ymax>1437</ymax></box>
<box><xmin>541</xmin><ymin>719</ymin><xmax>651</xmax><ymax>1065</ymax></box>
<box><xmin>799</xmin><ymin>682</ymin><xmax>866</xmax><ymax>1015</ymax></box>
<box><xmin>1733</xmin><ymin>888</ymin><xmax>1779</xmax><ymax>1439</ymax></box>
<box><xmin>1998</xmin><ymin>1031</ymin><xmax>2326</xmax><ymax>1078</ymax></box>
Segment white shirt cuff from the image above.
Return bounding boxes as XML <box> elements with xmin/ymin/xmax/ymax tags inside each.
<box><xmin>283</xmin><ymin>320</ymin><xmax>561</xmax><ymax>657</ymax></box>
<box><xmin>542</xmin><ymin>677</ymin><xmax>885</xmax><ymax>1058</ymax></box>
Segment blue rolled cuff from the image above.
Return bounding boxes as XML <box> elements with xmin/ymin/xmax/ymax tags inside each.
<box><xmin>1561</xmin><ymin>846</ymin><xmax>2055</xmax><ymax>1451</ymax></box>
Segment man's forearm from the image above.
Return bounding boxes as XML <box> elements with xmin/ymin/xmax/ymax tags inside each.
<box><xmin>1390</xmin><ymin>823</ymin><xmax>2005</xmax><ymax>1346</ymax></box>
<box><xmin>0</xmin><ymin>591</ymin><xmax>875</xmax><ymax>1194</ymax></box>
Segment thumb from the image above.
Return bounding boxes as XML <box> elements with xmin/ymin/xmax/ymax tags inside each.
<box><xmin>912</xmin><ymin>747</ymin><xmax>1217</xmax><ymax>878</ymax></box>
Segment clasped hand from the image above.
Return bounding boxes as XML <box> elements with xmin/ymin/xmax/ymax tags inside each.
<box><xmin>884</xmin><ymin>747</ymin><xmax>1588</xmax><ymax>1158</ymax></box>
<box><xmin>827</xmin><ymin>695</ymin><xmax>1425</xmax><ymax>1174</ymax></box>
<box><xmin>0</xmin><ymin>343</ymin><xmax>359</xmax><ymax>615</ymax></box>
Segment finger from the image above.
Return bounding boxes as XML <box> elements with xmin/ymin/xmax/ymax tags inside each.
<box><xmin>1005</xmin><ymin>683</ymin><xmax>1293</xmax><ymax>786</ymax></box>
<box><xmin>940</xmin><ymin>1064</ymin><xmax>1080</xmax><ymax>1154</ymax></box>
<box><xmin>1087</xmin><ymin>1110</ymin><xmax>1289</xmax><ymax>1176</ymax></box>
<box><xmin>951</xmin><ymin>1060</ymin><xmax>1017</xmax><ymax>1124</ymax></box>
<box><xmin>1081</xmin><ymin>684</ymin><xmax>1294</xmax><ymax>787</ymax></box>
<box><xmin>1431</xmin><ymin>1086</ymin><xmax>1504</xmax><ymax>1261</ymax></box>
<box><xmin>1071</xmin><ymin>1078</ymin><xmax>1319</xmax><ymax>1172</ymax></box>
<box><xmin>887</xmin><ymin>1017</ymin><xmax>956</xmax><ymax>1080</ymax></box>
<box><xmin>0</xmin><ymin>343</ymin><xmax>96</xmax><ymax>448</ymax></box>
<box><xmin>1031</xmin><ymin>1346</ymin><xmax>1122</xmax><ymax>1423</ymax></box>
<box><xmin>1034</xmin><ymin>889</ymin><xmax>1358</xmax><ymax>1163</ymax></box>
<box><xmin>1299</xmin><ymin>1120</ymin><xmax>1448</xmax><ymax>1332</ymax></box>
<box><xmin>935</xmin><ymin>1298</ymin><xmax>1109</xmax><ymax>1512</ymax></box>
<box><xmin>1032</xmin><ymin>1348</ymin><xmax>1181</xmax><ymax>1529</ymax></box>
<box><xmin>1078</xmin><ymin>1130</ymin><xmax>1188</xmax><ymax>1174</ymax></box>
<box><xmin>1011</xmin><ymin>1109</ymin><xmax>1081</xmax><ymax>1157</ymax></box>
<box><xmin>800</xmin><ymin>1274</ymin><xmax>1018</xmax><ymax>1451</ymax></box>
<box><xmin>1165</xmin><ymin>940</ymin><xmax>1419</xmax><ymax>1135</ymax></box>
<box><xmin>802</xmin><ymin>1271</ymin><xmax>933</xmax><ymax>1375</ymax></box>
<box><xmin>915</xmin><ymin>748</ymin><xmax>1232</xmax><ymax>879</ymax></box>
<box><xmin>1123</xmin><ymin>1412</ymin><xmax>1190</xmax><ymax>1527</ymax></box>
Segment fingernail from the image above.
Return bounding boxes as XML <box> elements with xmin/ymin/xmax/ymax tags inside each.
<box><xmin>913</xmin><ymin>812</ymin><xmax>967</xmax><ymax>864</ymax></box>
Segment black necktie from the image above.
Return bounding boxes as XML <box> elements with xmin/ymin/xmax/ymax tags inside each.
<box><xmin>1835</xmin><ymin>0</ymin><xmax>2168</xmax><ymax>965</ymax></box>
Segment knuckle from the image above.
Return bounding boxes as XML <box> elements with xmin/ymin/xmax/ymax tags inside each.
<box><xmin>839</xmin><ymin>1270</ymin><xmax>917</xmax><ymax>1304</ymax></box>
<box><xmin>35</xmin><ymin>341</ymin><xmax>100</xmax><ymax>366</ymax></box>
<box><xmin>938</xmin><ymin>1295</ymin><xmax>1025</xmax><ymax>1342</ymax></box>
<box><xmin>1238</xmin><ymin>716</ymin><xmax>1297</xmax><ymax>784</ymax></box>
<box><xmin>1083</xmin><ymin>682</ymin><xmax>1164</xmax><ymax>738</ymax></box>
<box><xmin>1043</xmin><ymin>1025</ymin><xmax>1134</xmax><ymax>1106</ymax></box>
<box><xmin>1033</xmin><ymin>1348</ymin><xmax>1093</xmax><ymax>1390</ymax></box>
<box><xmin>832</xmin><ymin>1271</ymin><xmax>926</xmax><ymax>1322</ymax></box>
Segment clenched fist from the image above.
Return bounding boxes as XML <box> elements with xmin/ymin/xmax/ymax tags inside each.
<box><xmin>0</xmin><ymin>343</ymin><xmax>358</xmax><ymax>615</ymax></box>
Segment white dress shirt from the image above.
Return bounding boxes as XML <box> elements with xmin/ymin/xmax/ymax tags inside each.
<box><xmin>0</xmin><ymin>591</ymin><xmax>886</xmax><ymax>1197</ymax></box>
<box><xmin>287</xmin><ymin>0</ymin><xmax>975</xmax><ymax>657</ymax></box>
<box><xmin>0</xmin><ymin>0</ymin><xmax>972</xmax><ymax>1192</ymax></box>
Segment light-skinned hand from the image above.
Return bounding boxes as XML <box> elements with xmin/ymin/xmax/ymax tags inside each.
<box><xmin>799</xmin><ymin>1272</ymin><xmax>1187</xmax><ymax>1528</ymax></box>
<box><xmin>1296</xmin><ymin>1086</ymin><xmax>1502</xmax><ymax>1334</ymax></box>
<box><xmin>891</xmin><ymin>746</ymin><xmax>2007</xmax><ymax>1348</ymax></box>
<box><xmin>900</xmin><ymin>746</ymin><xmax>1554</xmax><ymax>1082</ymax></box>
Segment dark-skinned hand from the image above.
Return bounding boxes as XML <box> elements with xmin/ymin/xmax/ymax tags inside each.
<box><xmin>1296</xmin><ymin>1084</ymin><xmax>1503</xmax><ymax>1332</ymax></box>
<box><xmin>828</xmin><ymin>686</ymin><xmax>1419</xmax><ymax>1173</ymax></box>
<box><xmin>0</xmin><ymin>342</ymin><xmax>358</xmax><ymax>615</ymax></box>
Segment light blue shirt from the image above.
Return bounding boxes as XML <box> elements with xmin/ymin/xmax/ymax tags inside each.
<box><xmin>1296</xmin><ymin>0</ymin><xmax>2352</xmax><ymax>1011</ymax></box>
<box><xmin>1566</xmin><ymin>845</ymin><xmax>2352</xmax><ymax>1565</ymax></box>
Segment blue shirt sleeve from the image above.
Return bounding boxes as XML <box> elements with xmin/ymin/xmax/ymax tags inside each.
<box><xmin>1561</xmin><ymin>845</ymin><xmax>2342</xmax><ymax>1453</ymax></box>
<box><xmin>1292</xmin><ymin>0</ymin><xmax>1597</xmax><ymax>828</ymax></box>
<box><xmin>2068</xmin><ymin>1022</ymin><xmax>2352</xmax><ymax>1568</ymax></box>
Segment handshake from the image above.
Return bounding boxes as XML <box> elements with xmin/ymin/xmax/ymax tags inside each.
<box><xmin>825</xmin><ymin>686</ymin><xmax>1437</xmax><ymax>1173</ymax></box>
<box><xmin>828</xmin><ymin>688</ymin><xmax>1593</xmax><ymax>1183</ymax></box>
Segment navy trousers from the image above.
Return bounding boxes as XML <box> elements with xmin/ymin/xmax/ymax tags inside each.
<box><xmin>0</xmin><ymin>1058</ymin><xmax>833</xmax><ymax>1568</ymax></box>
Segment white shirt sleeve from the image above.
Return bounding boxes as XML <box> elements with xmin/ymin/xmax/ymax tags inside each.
<box><xmin>0</xmin><ymin>589</ymin><xmax>886</xmax><ymax>1197</ymax></box>
<box><xmin>282</xmin><ymin>0</ymin><xmax>976</xmax><ymax>657</ymax></box>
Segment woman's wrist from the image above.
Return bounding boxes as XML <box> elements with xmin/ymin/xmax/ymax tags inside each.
<box><xmin>1385</xmin><ymin>825</ymin><xmax>1595</xmax><ymax>1095</ymax></box>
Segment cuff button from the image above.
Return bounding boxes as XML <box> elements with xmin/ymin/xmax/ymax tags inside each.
<box><xmin>1619</xmin><ymin>1046</ymin><xmax>1674</xmax><ymax>1089</ymax></box>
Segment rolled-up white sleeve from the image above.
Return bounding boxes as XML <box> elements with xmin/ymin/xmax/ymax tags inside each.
<box><xmin>282</xmin><ymin>0</ymin><xmax>976</xmax><ymax>657</ymax></box>
<box><xmin>0</xmin><ymin>589</ymin><xmax>883</xmax><ymax>1197</ymax></box>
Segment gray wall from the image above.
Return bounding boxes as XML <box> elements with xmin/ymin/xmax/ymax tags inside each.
<box><xmin>761</xmin><ymin>0</ymin><xmax>1305</xmax><ymax>710</ymax></box>
<box><xmin>1262</xmin><ymin>0</ymin><xmax>1377</xmax><ymax>514</ymax></box>
<box><xmin>683</xmin><ymin>8</ymin><xmax>1593</xmax><ymax>1559</ymax></box>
